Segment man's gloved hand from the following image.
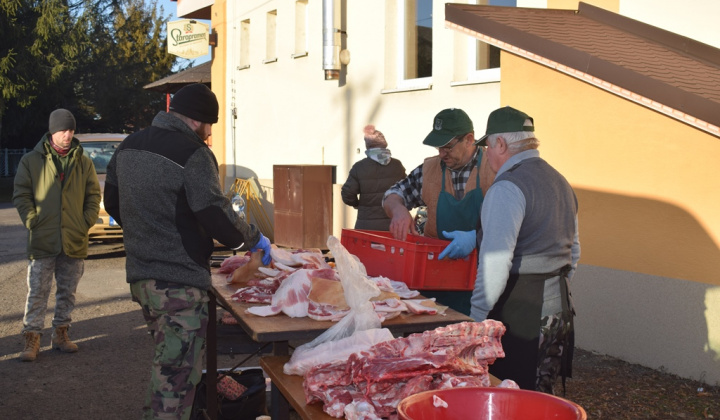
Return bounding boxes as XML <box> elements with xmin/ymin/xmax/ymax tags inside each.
<box><xmin>250</xmin><ymin>234</ymin><xmax>272</xmax><ymax>265</ymax></box>
<box><xmin>438</xmin><ymin>230</ymin><xmax>476</xmax><ymax>260</ymax></box>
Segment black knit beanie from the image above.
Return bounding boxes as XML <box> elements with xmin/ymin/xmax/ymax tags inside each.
<box><xmin>48</xmin><ymin>109</ymin><xmax>76</xmax><ymax>134</ymax></box>
<box><xmin>169</xmin><ymin>83</ymin><xmax>219</xmax><ymax>124</ymax></box>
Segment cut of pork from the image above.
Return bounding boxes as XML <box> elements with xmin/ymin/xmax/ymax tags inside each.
<box><xmin>303</xmin><ymin>320</ymin><xmax>505</xmax><ymax>418</ymax></box>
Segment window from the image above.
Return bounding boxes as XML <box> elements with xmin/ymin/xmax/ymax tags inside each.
<box><xmin>265</xmin><ymin>10</ymin><xmax>277</xmax><ymax>63</ymax></box>
<box><xmin>467</xmin><ymin>0</ymin><xmax>513</xmax><ymax>82</ymax></box>
<box><xmin>293</xmin><ymin>0</ymin><xmax>308</xmax><ymax>58</ymax></box>
<box><xmin>239</xmin><ymin>19</ymin><xmax>250</xmax><ymax>69</ymax></box>
<box><xmin>397</xmin><ymin>0</ymin><xmax>432</xmax><ymax>89</ymax></box>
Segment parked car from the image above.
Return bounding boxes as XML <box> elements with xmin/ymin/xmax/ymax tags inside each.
<box><xmin>77</xmin><ymin>133</ymin><xmax>127</xmax><ymax>241</ymax></box>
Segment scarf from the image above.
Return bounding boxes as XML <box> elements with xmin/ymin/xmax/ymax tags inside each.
<box><xmin>366</xmin><ymin>148</ymin><xmax>392</xmax><ymax>166</ymax></box>
<box><xmin>50</xmin><ymin>138</ymin><xmax>71</xmax><ymax>157</ymax></box>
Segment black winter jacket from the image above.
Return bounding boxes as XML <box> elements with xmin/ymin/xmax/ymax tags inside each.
<box><xmin>341</xmin><ymin>157</ymin><xmax>406</xmax><ymax>231</ymax></box>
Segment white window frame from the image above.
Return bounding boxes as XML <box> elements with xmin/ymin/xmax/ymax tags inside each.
<box><xmin>467</xmin><ymin>0</ymin><xmax>502</xmax><ymax>83</ymax></box>
<box><xmin>264</xmin><ymin>10</ymin><xmax>278</xmax><ymax>64</ymax></box>
<box><xmin>238</xmin><ymin>19</ymin><xmax>251</xmax><ymax>70</ymax></box>
<box><xmin>292</xmin><ymin>0</ymin><xmax>309</xmax><ymax>58</ymax></box>
<box><xmin>467</xmin><ymin>39</ymin><xmax>501</xmax><ymax>83</ymax></box>
<box><xmin>396</xmin><ymin>0</ymin><xmax>432</xmax><ymax>90</ymax></box>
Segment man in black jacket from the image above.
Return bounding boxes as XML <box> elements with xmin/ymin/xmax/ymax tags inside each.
<box><xmin>104</xmin><ymin>83</ymin><xmax>271</xmax><ymax>420</ymax></box>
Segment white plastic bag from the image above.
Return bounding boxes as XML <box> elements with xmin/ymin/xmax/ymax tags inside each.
<box><xmin>284</xmin><ymin>236</ymin><xmax>383</xmax><ymax>375</ymax></box>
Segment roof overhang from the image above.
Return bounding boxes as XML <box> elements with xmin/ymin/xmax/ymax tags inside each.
<box><xmin>143</xmin><ymin>61</ymin><xmax>211</xmax><ymax>93</ymax></box>
<box><xmin>445</xmin><ymin>2</ymin><xmax>720</xmax><ymax>137</ymax></box>
<box><xmin>172</xmin><ymin>0</ymin><xmax>211</xmax><ymax>20</ymax></box>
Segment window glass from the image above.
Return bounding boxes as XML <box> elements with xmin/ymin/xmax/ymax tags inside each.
<box><xmin>82</xmin><ymin>142</ymin><xmax>121</xmax><ymax>174</ymax></box>
<box><xmin>398</xmin><ymin>0</ymin><xmax>433</xmax><ymax>87</ymax></box>
<box><xmin>468</xmin><ymin>0</ymin><xmax>515</xmax><ymax>81</ymax></box>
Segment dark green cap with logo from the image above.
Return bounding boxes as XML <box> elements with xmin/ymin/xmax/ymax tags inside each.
<box><xmin>422</xmin><ymin>108</ymin><xmax>474</xmax><ymax>147</ymax></box>
<box><xmin>476</xmin><ymin>106</ymin><xmax>534</xmax><ymax>146</ymax></box>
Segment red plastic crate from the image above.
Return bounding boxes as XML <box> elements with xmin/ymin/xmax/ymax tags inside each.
<box><xmin>340</xmin><ymin>229</ymin><xmax>477</xmax><ymax>291</ymax></box>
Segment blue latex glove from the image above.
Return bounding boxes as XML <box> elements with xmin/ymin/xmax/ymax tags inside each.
<box><xmin>250</xmin><ymin>234</ymin><xmax>272</xmax><ymax>265</ymax></box>
<box><xmin>438</xmin><ymin>230</ymin><xmax>476</xmax><ymax>260</ymax></box>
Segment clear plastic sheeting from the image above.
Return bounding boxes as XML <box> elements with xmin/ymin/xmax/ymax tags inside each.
<box><xmin>284</xmin><ymin>235</ymin><xmax>384</xmax><ymax>375</ymax></box>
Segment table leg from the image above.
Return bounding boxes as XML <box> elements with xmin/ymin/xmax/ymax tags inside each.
<box><xmin>206</xmin><ymin>291</ymin><xmax>218</xmax><ymax>420</ymax></box>
<box><xmin>270</xmin><ymin>381</ymin><xmax>291</xmax><ymax>420</ymax></box>
<box><xmin>268</xmin><ymin>341</ymin><xmax>290</xmax><ymax>419</ymax></box>
<box><xmin>273</xmin><ymin>340</ymin><xmax>289</xmax><ymax>356</ymax></box>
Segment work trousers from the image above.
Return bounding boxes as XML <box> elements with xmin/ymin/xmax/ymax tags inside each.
<box><xmin>131</xmin><ymin>279</ymin><xmax>209</xmax><ymax>420</ymax></box>
<box><xmin>536</xmin><ymin>312</ymin><xmax>573</xmax><ymax>395</ymax></box>
<box><xmin>23</xmin><ymin>250</ymin><xmax>84</xmax><ymax>333</ymax></box>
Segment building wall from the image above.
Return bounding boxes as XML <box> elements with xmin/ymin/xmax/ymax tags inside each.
<box><xmin>223</xmin><ymin>0</ymin><xmax>502</xmax><ymax>237</ymax></box>
<box><xmin>211</xmin><ymin>0</ymin><xmax>228</xmax><ymax>190</ymax></box>
<box><xmin>214</xmin><ymin>0</ymin><xmax>720</xmax><ymax>383</ymax></box>
<box><xmin>502</xmin><ymin>52</ymin><xmax>720</xmax><ymax>383</ymax></box>
<box><xmin>620</xmin><ymin>0</ymin><xmax>720</xmax><ymax>49</ymax></box>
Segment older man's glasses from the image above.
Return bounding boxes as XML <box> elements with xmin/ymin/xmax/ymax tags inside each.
<box><xmin>436</xmin><ymin>135</ymin><xmax>466</xmax><ymax>153</ymax></box>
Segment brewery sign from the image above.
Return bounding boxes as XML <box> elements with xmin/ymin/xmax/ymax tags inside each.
<box><xmin>167</xmin><ymin>19</ymin><xmax>209</xmax><ymax>59</ymax></box>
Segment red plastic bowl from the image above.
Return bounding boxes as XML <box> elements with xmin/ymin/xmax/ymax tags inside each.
<box><xmin>397</xmin><ymin>387</ymin><xmax>587</xmax><ymax>420</ymax></box>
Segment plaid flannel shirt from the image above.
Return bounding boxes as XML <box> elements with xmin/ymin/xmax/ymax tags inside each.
<box><xmin>383</xmin><ymin>148</ymin><xmax>481</xmax><ymax>209</ymax></box>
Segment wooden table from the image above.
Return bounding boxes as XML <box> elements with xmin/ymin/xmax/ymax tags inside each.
<box><xmin>211</xmin><ymin>273</ymin><xmax>474</xmax><ymax>355</ymax></box>
<box><xmin>260</xmin><ymin>356</ymin><xmax>332</xmax><ymax>420</ymax></box>
<box><xmin>207</xmin><ymin>272</ymin><xmax>475</xmax><ymax>420</ymax></box>
<box><xmin>260</xmin><ymin>356</ymin><xmax>502</xmax><ymax>420</ymax></box>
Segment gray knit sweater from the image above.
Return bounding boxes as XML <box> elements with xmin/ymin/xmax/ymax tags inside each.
<box><xmin>104</xmin><ymin>112</ymin><xmax>261</xmax><ymax>290</ymax></box>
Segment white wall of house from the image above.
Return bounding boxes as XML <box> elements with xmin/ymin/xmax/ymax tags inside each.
<box><xmin>620</xmin><ymin>0</ymin><xmax>720</xmax><ymax>49</ymax></box>
<box><xmin>224</xmin><ymin>0</ymin><xmax>504</xmax><ymax>235</ymax></box>
<box><xmin>222</xmin><ymin>0</ymin><xmax>719</xmax><ymax>236</ymax></box>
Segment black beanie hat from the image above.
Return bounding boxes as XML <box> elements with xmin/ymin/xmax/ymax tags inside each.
<box><xmin>48</xmin><ymin>109</ymin><xmax>76</xmax><ymax>134</ymax></box>
<box><xmin>169</xmin><ymin>83</ymin><xmax>219</xmax><ymax>124</ymax></box>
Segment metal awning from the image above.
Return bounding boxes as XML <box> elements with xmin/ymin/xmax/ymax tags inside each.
<box><xmin>143</xmin><ymin>61</ymin><xmax>211</xmax><ymax>94</ymax></box>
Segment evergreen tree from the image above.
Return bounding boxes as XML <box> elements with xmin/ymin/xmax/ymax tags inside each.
<box><xmin>0</xmin><ymin>0</ymin><xmax>85</xmax><ymax>147</ymax></box>
<box><xmin>0</xmin><ymin>0</ymin><xmax>178</xmax><ymax>148</ymax></box>
<box><xmin>78</xmin><ymin>0</ymin><xmax>175</xmax><ymax>133</ymax></box>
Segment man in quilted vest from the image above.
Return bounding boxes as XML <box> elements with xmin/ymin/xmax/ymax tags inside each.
<box><xmin>471</xmin><ymin>106</ymin><xmax>580</xmax><ymax>395</ymax></box>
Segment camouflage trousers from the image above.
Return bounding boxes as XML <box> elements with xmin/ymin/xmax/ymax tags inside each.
<box><xmin>23</xmin><ymin>251</ymin><xmax>84</xmax><ymax>333</ymax></box>
<box><xmin>130</xmin><ymin>280</ymin><xmax>209</xmax><ymax>420</ymax></box>
<box><xmin>536</xmin><ymin>311</ymin><xmax>573</xmax><ymax>395</ymax></box>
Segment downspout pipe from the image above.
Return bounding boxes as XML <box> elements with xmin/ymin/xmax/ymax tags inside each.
<box><xmin>323</xmin><ymin>0</ymin><xmax>340</xmax><ymax>80</ymax></box>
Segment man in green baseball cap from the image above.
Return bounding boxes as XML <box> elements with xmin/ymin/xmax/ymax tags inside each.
<box><xmin>470</xmin><ymin>105</ymin><xmax>580</xmax><ymax>396</ymax></box>
<box><xmin>476</xmin><ymin>106</ymin><xmax>535</xmax><ymax>147</ymax></box>
<box><xmin>381</xmin><ymin>107</ymin><xmax>495</xmax><ymax>315</ymax></box>
<box><xmin>421</xmin><ymin>108</ymin><xmax>475</xmax><ymax>147</ymax></box>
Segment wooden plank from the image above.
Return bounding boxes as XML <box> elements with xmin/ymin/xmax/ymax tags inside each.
<box><xmin>260</xmin><ymin>356</ymin><xmax>332</xmax><ymax>420</ymax></box>
<box><xmin>260</xmin><ymin>356</ymin><xmax>502</xmax><ymax>420</ymax></box>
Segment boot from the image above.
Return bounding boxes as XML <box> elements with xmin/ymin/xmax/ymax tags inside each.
<box><xmin>20</xmin><ymin>331</ymin><xmax>41</xmax><ymax>362</ymax></box>
<box><xmin>52</xmin><ymin>326</ymin><xmax>78</xmax><ymax>353</ymax></box>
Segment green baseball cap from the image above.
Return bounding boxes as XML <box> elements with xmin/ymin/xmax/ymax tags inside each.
<box><xmin>422</xmin><ymin>108</ymin><xmax>474</xmax><ymax>147</ymax></box>
<box><xmin>476</xmin><ymin>106</ymin><xmax>534</xmax><ymax>146</ymax></box>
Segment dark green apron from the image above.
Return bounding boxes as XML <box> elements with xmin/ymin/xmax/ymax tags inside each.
<box><xmin>423</xmin><ymin>157</ymin><xmax>484</xmax><ymax>315</ymax></box>
<box><xmin>488</xmin><ymin>265</ymin><xmax>574</xmax><ymax>390</ymax></box>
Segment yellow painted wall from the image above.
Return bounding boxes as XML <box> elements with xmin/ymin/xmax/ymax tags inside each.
<box><xmin>547</xmin><ymin>0</ymin><xmax>618</xmax><ymax>11</ymax></box>
<box><xmin>498</xmin><ymin>52</ymin><xmax>720</xmax><ymax>384</ymax></box>
<box><xmin>499</xmin><ymin>53</ymin><xmax>720</xmax><ymax>286</ymax></box>
<box><xmin>210</xmin><ymin>0</ymin><xmax>227</xmax><ymax>190</ymax></box>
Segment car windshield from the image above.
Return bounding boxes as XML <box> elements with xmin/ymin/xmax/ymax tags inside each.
<box><xmin>82</xmin><ymin>141</ymin><xmax>121</xmax><ymax>174</ymax></box>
